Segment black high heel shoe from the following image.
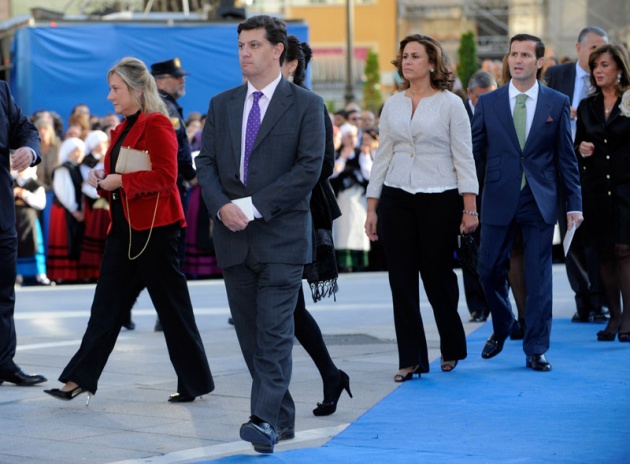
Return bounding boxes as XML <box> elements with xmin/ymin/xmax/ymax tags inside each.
<box><xmin>44</xmin><ymin>386</ymin><xmax>92</xmax><ymax>406</ymax></box>
<box><xmin>313</xmin><ymin>370</ymin><xmax>353</xmax><ymax>416</ymax></box>
<box><xmin>597</xmin><ymin>330</ymin><xmax>617</xmax><ymax>341</ymax></box>
<box><xmin>394</xmin><ymin>365</ymin><xmax>422</xmax><ymax>382</ymax></box>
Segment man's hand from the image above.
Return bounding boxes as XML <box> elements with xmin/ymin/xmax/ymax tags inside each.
<box><xmin>570</xmin><ymin>106</ymin><xmax>577</xmax><ymax>121</ymax></box>
<box><xmin>567</xmin><ymin>212</ymin><xmax>584</xmax><ymax>231</ymax></box>
<box><xmin>219</xmin><ymin>203</ymin><xmax>250</xmax><ymax>232</ymax></box>
<box><xmin>10</xmin><ymin>147</ymin><xmax>34</xmax><ymax>172</ymax></box>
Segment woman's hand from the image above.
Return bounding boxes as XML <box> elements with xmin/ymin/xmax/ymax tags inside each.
<box><xmin>88</xmin><ymin>168</ymin><xmax>106</xmax><ymax>188</ymax></box>
<box><xmin>365</xmin><ymin>198</ymin><xmax>380</xmax><ymax>241</ymax></box>
<box><xmin>97</xmin><ymin>174</ymin><xmax>123</xmax><ymax>191</ymax></box>
<box><xmin>579</xmin><ymin>141</ymin><xmax>594</xmax><ymax>158</ymax></box>
<box><xmin>460</xmin><ymin>213</ymin><xmax>479</xmax><ymax>235</ymax></box>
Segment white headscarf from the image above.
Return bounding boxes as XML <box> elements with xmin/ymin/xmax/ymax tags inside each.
<box><xmin>84</xmin><ymin>130</ymin><xmax>108</xmax><ymax>155</ymax></box>
<box><xmin>58</xmin><ymin>137</ymin><xmax>85</xmax><ymax>164</ymax></box>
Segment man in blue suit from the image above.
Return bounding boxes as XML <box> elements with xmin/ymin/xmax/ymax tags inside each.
<box><xmin>195</xmin><ymin>15</ymin><xmax>325</xmax><ymax>453</ymax></box>
<box><xmin>0</xmin><ymin>82</ymin><xmax>47</xmax><ymax>386</ymax></box>
<box><xmin>472</xmin><ymin>34</ymin><xmax>583</xmax><ymax>372</ymax></box>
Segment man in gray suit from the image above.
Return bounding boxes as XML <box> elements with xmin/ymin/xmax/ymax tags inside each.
<box><xmin>195</xmin><ymin>15</ymin><xmax>326</xmax><ymax>453</ymax></box>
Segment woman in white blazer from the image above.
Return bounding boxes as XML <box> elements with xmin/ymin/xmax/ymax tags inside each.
<box><xmin>365</xmin><ymin>34</ymin><xmax>479</xmax><ymax>380</ymax></box>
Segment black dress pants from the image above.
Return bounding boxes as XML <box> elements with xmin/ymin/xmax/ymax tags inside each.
<box><xmin>380</xmin><ymin>187</ymin><xmax>466</xmax><ymax>372</ymax></box>
<box><xmin>59</xmin><ymin>218</ymin><xmax>214</xmax><ymax>396</ymax></box>
<box><xmin>0</xmin><ymin>230</ymin><xmax>18</xmax><ymax>374</ymax></box>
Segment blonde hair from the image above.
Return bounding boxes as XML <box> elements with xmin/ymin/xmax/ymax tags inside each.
<box><xmin>108</xmin><ymin>57</ymin><xmax>168</xmax><ymax>117</ymax></box>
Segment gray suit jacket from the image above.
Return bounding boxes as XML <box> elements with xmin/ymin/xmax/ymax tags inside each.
<box><xmin>195</xmin><ymin>78</ymin><xmax>326</xmax><ymax>268</ymax></box>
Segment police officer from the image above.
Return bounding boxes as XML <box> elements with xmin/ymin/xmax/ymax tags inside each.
<box><xmin>150</xmin><ymin>58</ymin><xmax>197</xmax><ymax>219</ymax></box>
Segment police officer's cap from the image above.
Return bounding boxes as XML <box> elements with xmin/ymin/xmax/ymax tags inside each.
<box><xmin>150</xmin><ymin>58</ymin><xmax>189</xmax><ymax>77</ymax></box>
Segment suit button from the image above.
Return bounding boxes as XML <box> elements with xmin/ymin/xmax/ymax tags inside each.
<box><xmin>606</xmin><ymin>155</ymin><xmax>610</xmax><ymax>159</ymax></box>
<box><xmin>608</xmin><ymin>191</ymin><xmax>612</xmax><ymax>196</ymax></box>
<box><xmin>604</xmin><ymin>139</ymin><xmax>607</xmax><ymax>143</ymax></box>
<box><xmin>606</xmin><ymin>175</ymin><xmax>610</xmax><ymax>179</ymax></box>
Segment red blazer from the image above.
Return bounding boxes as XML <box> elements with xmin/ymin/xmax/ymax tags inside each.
<box><xmin>101</xmin><ymin>112</ymin><xmax>185</xmax><ymax>231</ymax></box>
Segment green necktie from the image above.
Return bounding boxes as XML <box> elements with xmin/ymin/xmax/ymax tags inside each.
<box><xmin>514</xmin><ymin>93</ymin><xmax>527</xmax><ymax>188</ymax></box>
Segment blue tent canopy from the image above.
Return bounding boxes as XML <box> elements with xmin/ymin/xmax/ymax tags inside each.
<box><xmin>11</xmin><ymin>22</ymin><xmax>308</xmax><ymax>122</ymax></box>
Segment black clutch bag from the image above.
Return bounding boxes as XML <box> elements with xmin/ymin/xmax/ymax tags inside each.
<box><xmin>457</xmin><ymin>233</ymin><xmax>479</xmax><ymax>275</ymax></box>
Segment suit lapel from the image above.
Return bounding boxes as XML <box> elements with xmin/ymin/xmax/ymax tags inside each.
<box><xmin>228</xmin><ymin>85</ymin><xmax>247</xmax><ymax>164</ymax></box>
<box><xmin>526</xmin><ymin>86</ymin><xmax>553</xmax><ymax>151</ymax></box>
<box><xmin>252</xmin><ymin>78</ymin><xmax>293</xmax><ymax>152</ymax></box>
<box><xmin>491</xmin><ymin>87</ymin><xmax>521</xmax><ymax>150</ymax></box>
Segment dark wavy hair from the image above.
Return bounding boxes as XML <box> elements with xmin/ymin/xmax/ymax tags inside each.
<box><xmin>392</xmin><ymin>34</ymin><xmax>454</xmax><ymax>91</ymax></box>
<box><xmin>588</xmin><ymin>44</ymin><xmax>630</xmax><ymax>96</ymax></box>
<box><xmin>285</xmin><ymin>35</ymin><xmax>313</xmax><ymax>88</ymax></box>
<box><xmin>238</xmin><ymin>15</ymin><xmax>287</xmax><ymax>65</ymax></box>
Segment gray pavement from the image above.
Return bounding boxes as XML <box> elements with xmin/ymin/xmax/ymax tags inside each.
<box><xmin>2</xmin><ymin>266</ymin><xmax>579</xmax><ymax>463</ymax></box>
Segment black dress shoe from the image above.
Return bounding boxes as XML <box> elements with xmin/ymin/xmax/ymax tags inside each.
<box><xmin>168</xmin><ymin>393</ymin><xmax>196</xmax><ymax>403</ymax></box>
<box><xmin>276</xmin><ymin>426</ymin><xmax>295</xmax><ymax>442</ymax></box>
<box><xmin>571</xmin><ymin>311</ymin><xmax>591</xmax><ymax>323</ymax></box>
<box><xmin>154</xmin><ymin>319</ymin><xmax>163</xmax><ymax>332</ymax></box>
<box><xmin>0</xmin><ymin>369</ymin><xmax>47</xmax><ymax>386</ymax></box>
<box><xmin>240</xmin><ymin>418</ymin><xmax>276</xmax><ymax>453</ymax></box>
<box><xmin>468</xmin><ymin>311</ymin><xmax>488</xmax><ymax>323</ymax></box>
<box><xmin>526</xmin><ymin>354</ymin><xmax>552</xmax><ymax>371</ymax></box>
<box><xmin>481</xmin><ymin>333</ymin><xmax>507</xmax><ymax>359</ymax></box>
<box><xmin>122</xmin><ymin>319</ymin><xmax>136</xmax><ymax>330</ymax></box>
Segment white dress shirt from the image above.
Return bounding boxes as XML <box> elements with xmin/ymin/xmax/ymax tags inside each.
<box><xmin>508</xmin><ymin>80</ymin><xmax>538</xmax><ymax>142</ymax></box>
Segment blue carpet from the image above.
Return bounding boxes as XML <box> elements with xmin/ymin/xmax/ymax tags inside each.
<box><xmin>208</xmin><ymin>320</ymin><xmax>630</xmax><ymax>463</ymax></box>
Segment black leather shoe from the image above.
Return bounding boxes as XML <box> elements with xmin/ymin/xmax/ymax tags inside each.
<box><xmin>168</xmin><ymin>393</ymin><xmax>195</xmax><ymax>403</ymax></box>
<box><xmin>526</xmin><ymin>354</ymin><xmax>552</xmax><ymax>371</ymax></box>
<box><xmin>0</xmin><ymin>369</ymin><xmax>47</xmax><ymax>386</ymax></box>
<box><xmin>571</xmin><ymin>311</ymin><xmax>591</xmax><ymax>323</ymax></box>
<box><xmin>481</xmin><ymin>333</ymin><xmax>507</xmax><ymax>359</ymax></box>
<box><xmin>240</xmin><ymin>418</ymin><xmax>276</xmax><ymax>453</ymax></box>
<box><xmin>154</xmin><ymin>319</ymin><xmax>163</xmax><ymax>332</ymax></box>
<box><xmin>122</xmin><ymin>319</ymin><xmax>136</xmax><ymax>330</ymax></box>
<box><xmin>592</xmin><ymin>307</ymin><xmax>610</xmax><ymax>323</ymax></box>
<box><xmin>468</xmin><ymin>311</ymin><xmax>488</xmax><ymax>323</ymax></box>
<box><xmin>276</xmin><ymin>426</ymin><xmax>295</xmax><ymax>442</ymax></box>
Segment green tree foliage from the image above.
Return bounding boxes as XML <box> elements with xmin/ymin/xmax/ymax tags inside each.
<box><xmin>363</xmin><ymin>49</ymin><xmax>382</xmax><ymax>112</ymax></box>
<box><xmin>457</xmin><ymin>31</ymin><xmax>478</xmax><ymax>90</ymax></box>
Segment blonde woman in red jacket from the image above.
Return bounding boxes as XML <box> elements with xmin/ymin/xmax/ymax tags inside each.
<box><xmin>44</xmin><ymin>57</ymin><xmax>214</xmax><ymax>404</ymax></box>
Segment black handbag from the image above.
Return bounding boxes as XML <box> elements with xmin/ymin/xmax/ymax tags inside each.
<box><xmin>457</xmin><ymin>233</ymin><xmax>479</xmax><ymax>275</ymax></box>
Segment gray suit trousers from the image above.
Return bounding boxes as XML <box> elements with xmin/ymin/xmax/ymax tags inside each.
<box><xmin>223</xmin><ymin>254</ymin><xmax>303</xmax><ymax>431</ymax></box>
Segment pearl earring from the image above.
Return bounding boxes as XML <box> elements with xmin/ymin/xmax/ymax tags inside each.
<box><xmin>430</xmin><ymin>68</ymin><xmax>435</xmax><ymax>73</ymax></box>
<box><xmin>288</xmin><ymin>74</ymin><xmax>294</xmax><ymax>82</ymax></box>
<box><xmin>618</xmin><ymin>73</ymin><xmax>622</xmax><ymax>83</ymax></box>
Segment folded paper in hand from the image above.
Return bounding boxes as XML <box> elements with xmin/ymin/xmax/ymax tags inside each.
<box><xmin>115</xmin><ymin>147</ymin><xmax>151</xmax><ymax>174</ymax></box>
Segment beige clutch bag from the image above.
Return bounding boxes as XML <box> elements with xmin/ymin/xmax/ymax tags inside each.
<box><xmin>114</xmin><ymin>146</ymin><xmax>157</xmax><ymax>260</ymax></box>
<box><xmin>115</xmin><ymin>147</ymin><xmax>151</xmax><ymax>174</ymax></box>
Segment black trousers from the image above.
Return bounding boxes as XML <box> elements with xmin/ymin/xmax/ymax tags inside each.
<box><xmin>0</xmin><ymin>229</ymin><xmax>18</xmax><ymax>374</ymax></box>
<box><xmin>380</xmin><ymin>187</ymin><xmax>466</xmax><ymax>372</ymax></box>
<box><xmin>59</xmin><ymin>217</ymin><xmax>214</xmax><ymax>396</ymax></box>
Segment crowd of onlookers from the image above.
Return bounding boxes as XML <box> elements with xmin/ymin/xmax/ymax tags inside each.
<box><xmin>15</xmin><ymin>100</ymin><xmax>387</xmax><ymax>287</ymax></box>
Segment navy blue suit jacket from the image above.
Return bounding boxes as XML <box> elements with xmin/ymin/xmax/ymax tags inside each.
<box><xmin>0</xmin><ymin>82</ymin><xmax>40</xmax><ymax>232</ymax></box>
<box><xmin>471</xmin><ymin>83</ymin><xmax>582</xmax><ymax>227</ymax></box>
<box><xmin>543</xmin><ymin>62</ymin><xmax>576</xmax><ymax>101</ymax></box>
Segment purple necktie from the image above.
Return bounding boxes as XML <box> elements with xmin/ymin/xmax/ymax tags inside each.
<box><xmin>243</xmin><ymin>91</ymin><xmax>263</xmax><ymax>185</ymax></box>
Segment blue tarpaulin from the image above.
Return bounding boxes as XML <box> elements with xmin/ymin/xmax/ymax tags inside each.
<box><xmin>10</xmin><ymin>22</ymin><xmax>308</xmax><ymax>121</ymax></box>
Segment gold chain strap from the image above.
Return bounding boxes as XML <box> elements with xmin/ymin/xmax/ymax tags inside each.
<box><xmin>124</xmin><ymin>191</ymin><xmax>159</xmax><ymax>260</ymax></box>
<box><xmin>120</xmin><ymin>148</ymin><xmax>159</xmax><ymax>260</ymax></box>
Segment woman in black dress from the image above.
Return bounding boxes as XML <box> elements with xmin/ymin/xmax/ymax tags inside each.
<box><xmin>575</xmin><ymin>44</ymin><xmax>630</xmax><ymax>342</ymax></box>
